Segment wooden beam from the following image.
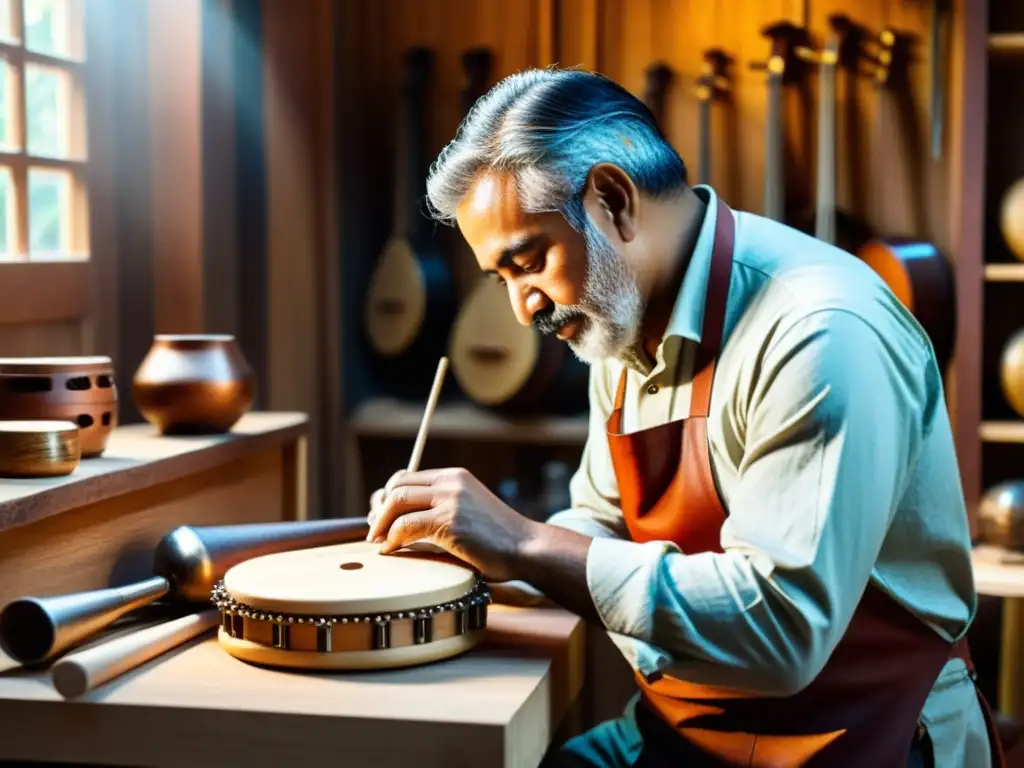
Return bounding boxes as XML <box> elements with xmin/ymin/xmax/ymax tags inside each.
<box><xmin>147</xmin><ymin>0</ymin><xmax>204</xmax><ymax>335</ymax></box>
<box><xmin>0</xmin><ymin>261</ymin><xmax>88</xmax><ymax>324</ymax></box>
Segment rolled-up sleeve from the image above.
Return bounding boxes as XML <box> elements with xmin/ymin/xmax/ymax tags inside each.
<box><xmin>546</xmin><ymin>362</ymin><xmax>629</xmax><ymax>541</ymax></box>
<box><xmin>584</xmin><ymin>309</ymin><xmax>935</xmax><ymax>695</ymax></box>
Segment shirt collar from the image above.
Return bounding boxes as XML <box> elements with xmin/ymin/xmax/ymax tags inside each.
<box><xmin>663</xmin><ymin>184</ymin><xmax>719</xmax><ymax>344</ymax></box>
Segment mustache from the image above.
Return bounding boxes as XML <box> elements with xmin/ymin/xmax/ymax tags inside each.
<box><xmin>532</xmin><ymin>304</ymin><xmax>585</xmax><ymax>336</ymax></box>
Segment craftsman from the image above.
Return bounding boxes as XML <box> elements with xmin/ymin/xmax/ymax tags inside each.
<box><xmin>366</xmin><ymin>68</ymin><xmax>999</xmax><ymax>767</ymax></box>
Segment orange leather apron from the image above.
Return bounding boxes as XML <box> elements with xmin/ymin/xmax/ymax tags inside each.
<box><xmin>605</xmin><ymin>198</ymin><xmax>1004</xmax><ymax>767</ymax></box>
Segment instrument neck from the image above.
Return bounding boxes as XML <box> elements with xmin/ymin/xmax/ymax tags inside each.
<box><xmin>814</xmin><ymin>60</ymin><xmax>837</xmax><ymax>244</ymax></box>
<box><xmin>763</xmin><ymin>73</ymin><xmax>785</xmax><ymax>222</ymax></box>
<box><xmin>395</xmin><ymin>67</ymin><xmax>431</xmax><ymax>242</ymax></box>
<box><xmin>698</xmin><ymin>96</ymin><xmax>712</xmax><ymax>186</ymax></box>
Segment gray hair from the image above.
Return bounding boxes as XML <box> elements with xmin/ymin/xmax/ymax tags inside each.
<box><xmin>424</xmin><ymin>67</ymin><xmax>688</xmax><ymax>233</ymax></box>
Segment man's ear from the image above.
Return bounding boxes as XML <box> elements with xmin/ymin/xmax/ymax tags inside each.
<box><xmin>582</xmin><ymin>163</ymin><xmax>639</xmax><ymax>243</ymax></box>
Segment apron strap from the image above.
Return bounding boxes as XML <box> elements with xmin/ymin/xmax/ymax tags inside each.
<box><xmin>690</xmin><ymin>198</ymin><xmax>737</xmax><ymax>418</ymax></box>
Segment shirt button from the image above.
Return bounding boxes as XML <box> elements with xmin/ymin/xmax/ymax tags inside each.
<box><xmin>647</xmin><ymin>384</ymin><xmax>659</xmax><ymax>395</ymax></box>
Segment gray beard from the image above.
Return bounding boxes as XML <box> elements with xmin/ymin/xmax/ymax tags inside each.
<box><xmin>544</xmin><ymin>221</ymin><xmax>646</xmax><ymax>369</ymax></box>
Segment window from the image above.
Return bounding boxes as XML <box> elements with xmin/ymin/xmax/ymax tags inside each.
<box><xmin>0</xmin><ymin>0</ymin><xmax>86</xmax><ymax>263</ymax></box>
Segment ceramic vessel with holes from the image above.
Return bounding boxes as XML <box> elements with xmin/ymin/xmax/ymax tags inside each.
<box><xmin>0</xmin><ymin>356</ymin><xmax>118</xmax><ymax>457</ymax></box>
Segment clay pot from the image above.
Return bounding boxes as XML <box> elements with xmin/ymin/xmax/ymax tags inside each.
<box><xmin>132</xmin><ymin>335</ymin><xmax>255</xmax><ymax>435</ymax></box>
<box><xmin>0</xmin><ymin>356</ymin><xmax>118</xmax><ymax>457</ymax></box>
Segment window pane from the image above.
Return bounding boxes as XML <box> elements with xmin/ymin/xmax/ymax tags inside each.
<box><xmin>0</xmin><ymin>59</ymin><xmax>16</xmax><ymax>152</ymax></box>
<box><xmin>25</xmin><ymin>0</ymin><xmax>76</xmax><ymax>60</ymax></box>
<box><xmin>29</xmin><ymin>167</ymin><xmax>70</xmax><ymax>257</ymax></box>
<box><xmin>26</xmin><ymin>64</ymin><xmax>68</xmax><ymax>158</ymax></box>
<box><xmin>0</xmin><ymin>167</ymin><xmax>13</xmax><ymax>259</ymax></box>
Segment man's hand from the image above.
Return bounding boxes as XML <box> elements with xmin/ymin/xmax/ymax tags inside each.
<box><xmin>366</xmin><ymin>467</ymin><xmax>535</xmax><ymax>582</ymax></box>
<box><xmin>366</xmin><ymin>467</ymin><xmax>601</xmax><ymax>621</ymax></box>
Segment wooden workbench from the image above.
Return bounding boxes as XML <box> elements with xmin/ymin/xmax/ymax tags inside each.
<box><xmin>0</xmin><ymin>604</ymin><xmax>586</xmax><ymax>768</ymax></box>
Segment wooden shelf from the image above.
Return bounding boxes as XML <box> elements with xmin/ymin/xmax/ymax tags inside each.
<box><xmin>985</xmin><ymin>263</ymin><xmax>1024</xmax><ymax>282</ymax></box>
<box><xmin>351</xmin><ymin>398</ymin><xmax>589</xmax><ymax>445</ymax></box>
<box><xmin>990</xmin><ymin>33</ymin><xmax>1024</xmax><ymax>55</ymax></box>
<box><xmin>0</xmin><ymin>412</ymin><xmax>309</xmax><ymax>533</ymax></box>
<box><xmin>981</xmin><ymin>421</ymin><xmax>1024</xmax><ymax>443</ymax></box>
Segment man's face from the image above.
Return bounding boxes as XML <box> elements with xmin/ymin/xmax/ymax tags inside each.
<box><xmin>455</xmin><ymin>169</ymin><xmax>643</xmax><ymax>364</ymax></box>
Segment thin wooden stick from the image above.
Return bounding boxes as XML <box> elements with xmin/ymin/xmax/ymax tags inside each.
<box><xmin>407</xmin><ymin>357</ymin><xmax>448</xmax><ymax>473</ymax></box>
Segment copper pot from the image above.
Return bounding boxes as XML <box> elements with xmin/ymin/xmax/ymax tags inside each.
<box><xmin>132</xmin><ymin>335</ymin><xmax>255</xmax><ymax>435</ymax></box>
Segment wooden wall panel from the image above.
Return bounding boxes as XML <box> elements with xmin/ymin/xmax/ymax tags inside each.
<box><xmin>148</xmin><ymin>0</ymin><xmax>204</xmax><ymax>335</ymax></box>
<box><xmin>569</xmin><ymin>0</ymin><xmax>953</xmax><ymax>256</ymax></box>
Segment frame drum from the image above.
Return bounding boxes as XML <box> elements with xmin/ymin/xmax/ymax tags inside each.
<box><xmin>213</xmin><ymin>541</ymin><xmax>490</xmax><ymax>671</ymax></box>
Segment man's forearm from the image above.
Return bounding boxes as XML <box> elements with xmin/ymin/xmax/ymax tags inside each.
<box><xmin>510</xmin><ymin>521</ymin><xmax>601</xmax><ymax>623</ymax></box>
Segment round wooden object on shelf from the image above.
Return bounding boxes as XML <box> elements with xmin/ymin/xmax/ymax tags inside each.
<box><xmin>132</xmin><ymin>334</ymin><xmax>255</xmax><ymax>435</ymax></box>
<box><xmin>0</xmin><ymin>420</ymin><xmax>80</xmax><ymax>477</ymax></box>
<box><xmin>213</xmin><ymin>541</ymin><xmax>489</xmax><ymax>671</ymax></box>
<box><xmin>1001</xmin><ymin>177</ymin><xmax>1024</xmax><ymax>262</ymax></box>
<box><xmin>448</xmin><ymin>277</ymin><xmax>588</xmax><ymax>413</ymax></box>
<box><xmin>0</xmin><ymin>356</ymin><xmax>118</xmax><ymax>457</ymax></box>
<box><xmin>1000</xmin><ymin>329</ymin><xmax>1024</xmax><ymax>418</ymax></box>
<box><xmin>978</xmin><ymin>481</ymin><xmax>1024</xmax><ymax>552</ymax></box>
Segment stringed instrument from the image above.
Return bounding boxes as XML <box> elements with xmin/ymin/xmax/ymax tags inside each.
<box><xmin>363</xmin><ymin>47</ymin><xmax>457</xmax><ymax>399</ymax></box>
<box><xmin>750</xmin><ymin>22</ymin><xmax>810</xmax><ymax>223</ymax></box>
<box><xmin>694</xmin><ymin>48</ymin><xmax>730</xmax><ymax>186</ymax></box>
<box><xmin>448</xmin><ymin>49</ymin><xmax>588</xmax><ymax>415</ymax></box>
<box><xmin>856</xmin><ymin>28</ymin><xmax>956</xmax><ymax>373</ymax></box>
<box><xmin>793</xmin><ymin>14</ymin><xmax>873</xmax><ymax>253</ymax></box>
<box><xmin>642</xmin><ymin>62</ymin><xmax>673</xmax><ymax>132</ymax></box>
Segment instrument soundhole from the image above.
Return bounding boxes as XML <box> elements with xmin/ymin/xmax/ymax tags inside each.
<box><xmin>374</xmin><ymin>299</ymin><xmax>406</xmax><ymax>316</ymax></box>
<box><xmin>339</xmin><ymin>562</ymin><xmax>363</xmax><ymax>571</ymax></box>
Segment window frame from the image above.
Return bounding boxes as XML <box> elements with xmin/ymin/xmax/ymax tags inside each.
<box><xmin>0</xmin><ymin>0</ymin><xmax>90</xmax><ymax>326</ymax></box>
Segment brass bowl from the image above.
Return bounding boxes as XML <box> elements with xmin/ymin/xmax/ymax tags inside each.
<box><xmin>0</xmin><ymin>356</ymin><xmax>118</xmax><ymax>457</ymax></box>
<box><xmin>0</xmin><ymin>420</ymin><xmax>80</xmax><ymax>478</ymax></box>
<box><xmin>978</xmin><ymin>481</ymin><xmax>1024</xmax><ymax>552</ymax></box>
<box><xmin>132</xmin><ymin>334</ymin><xmax>255</xmax><ymax>435</ymax></box>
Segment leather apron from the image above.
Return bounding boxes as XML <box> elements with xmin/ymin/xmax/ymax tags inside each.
<box><xmin>604</xmin><ymin>198</ymin><xmax>1004</xmax><ymax>768</ymax></box>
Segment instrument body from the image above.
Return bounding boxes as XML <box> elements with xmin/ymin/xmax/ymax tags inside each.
<box><xmin>364</xmin><ymin>47</ymin><xmax>456</xmax><ymax>400</ymax></box>
<box><xmin>449</xmin><ymin>278</ymin><xmax>589</xmax><ymax>414</ymax></box>
<box><xmin>213</xmin><ymin>541</ymin><xmax>489</xmax><ymax>671</ymax></box>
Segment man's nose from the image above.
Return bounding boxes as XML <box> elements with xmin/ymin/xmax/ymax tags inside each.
<box><xmin>507</xmin><ymin>280</ymin><xmax>549</xmax><ymax>327</ymax></box>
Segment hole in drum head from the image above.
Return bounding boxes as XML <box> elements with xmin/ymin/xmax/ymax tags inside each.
<box><xmin>76</xmin><ymin>414</ymin><xmax>94</xmax><ymax>428</ymax></box>
<box><xmin>339</xmin><ymin>562</ymin><xmax>364</xmax><ymax>571</ymax></box>
<box><xmin>65</xmin><ymin>376</ymin><xmax>91</xmax><ymax>391</ymax></box>
<box><xmin>101</xmin><ymin>412</ymin><xmax>111</xmax><ymax>426</ymax></box>
<box><xmin>96</xmin><ymin>375</ymin><xmax>112</xmax><ymax>388</ymax></box>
